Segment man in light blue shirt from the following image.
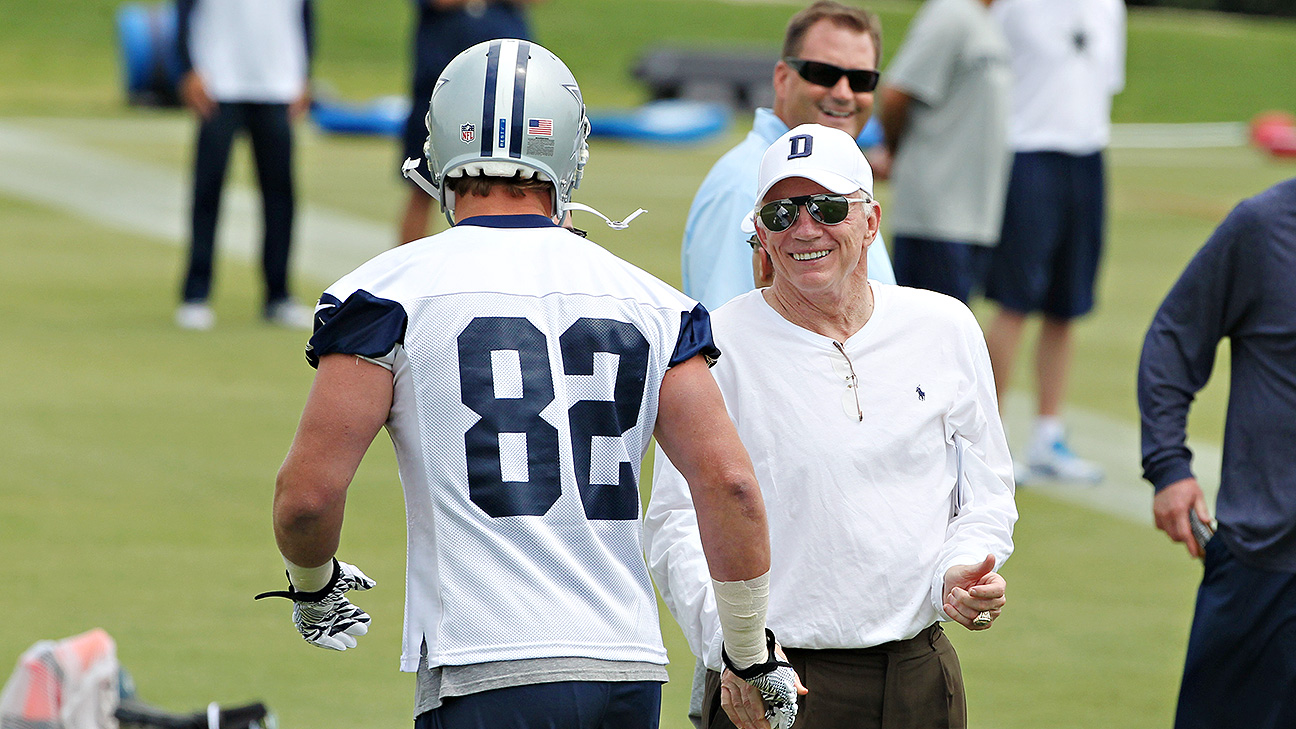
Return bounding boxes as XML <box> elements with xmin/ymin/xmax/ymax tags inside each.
<box><xmin>682</xmin><ymin>1</ymin><xmax>894</xmax><ymax>312</ymax></box>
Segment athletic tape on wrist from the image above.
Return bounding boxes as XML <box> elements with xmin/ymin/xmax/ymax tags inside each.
<box><xmin>712</xmin><ymin>572</ymin><xmax>770</xmax><ymax>670</ymax></box>
<box><xmin>255</xmin><ymin>558</ymin><xmax>340</xmax><ymax>602</ymax></box>
<box><xmin>284</xmin><ymin>556</ymin><xmax>334</xmax><ymax>593</ymax></box>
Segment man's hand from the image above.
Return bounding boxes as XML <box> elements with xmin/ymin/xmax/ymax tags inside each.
<box><xmin>721</xmin><ymin>631</ymin><xmax>806</xmax><ymax>729</ymax></box>
<box><xmin>1153</xmin><ymin>477</ymin><xmax>1212</xmax><ymax>559</ymax></box>
<box><xmin>180</xmin><ymin>70</ymin><xmax>216</xmax><ymax>120</ymax></box>
<box><xmin>256</xmin><ymin>559</ymin><xmax>376</xmax><ymax>650</ymax></box>
<box><xmin>942</xmin><ymin>554</ymin><xmax>1006</xmax><ymax>630</ymax></box>
<box><xmin>290</xmin><ymin>85</ymin><xmax>312</xmax><ymax>121</ymax></box>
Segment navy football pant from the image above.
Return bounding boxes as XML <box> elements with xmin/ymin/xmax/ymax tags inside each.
<box><xmin>181</xmin><ymin>101</ymin><xmax>295</xmax><ymax>309</ymax></box>
<box><xmin>415</xmin><ymin>680</ymin><xmax>661</xmax><ymax>729</ymax></box>
<box><xmin>1175</xmin><ymin>537</ymin><xmax>1296</xmax><ymax>729</ymax></box>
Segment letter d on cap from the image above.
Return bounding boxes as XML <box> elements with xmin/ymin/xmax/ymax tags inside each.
<box><xmin>788</xmin><ymin>134</ymin><xmax>813</xmax><ymax>160</ymax></box>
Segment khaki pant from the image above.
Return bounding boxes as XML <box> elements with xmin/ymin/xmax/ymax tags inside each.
<box><xmin>702</xmin><ymin>624</ymin><xmax>966</xmax><ymax>729</ymax></box>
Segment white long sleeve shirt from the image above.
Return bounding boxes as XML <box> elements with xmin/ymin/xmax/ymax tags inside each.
<box><xmin>644</xmin><ymin>284</ymin><xmax>1017</xmax><ymax>670</ymax></box>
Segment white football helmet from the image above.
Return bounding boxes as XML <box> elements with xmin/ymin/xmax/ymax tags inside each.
<box><xmin>421</xmin><ymin>38</ymin><xmax>589</xmax><ymax>223</ymax></box>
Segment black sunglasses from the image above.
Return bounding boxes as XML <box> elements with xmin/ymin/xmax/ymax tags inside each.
<box><xmin>783</xmin><ymin>58</ymin><xmax>880</xmax><ymax>93</ymax></box>
<box><xmin>757</xmin><ymin>193</ymin><xmax>871</xmax><ymax>233</ymax></box>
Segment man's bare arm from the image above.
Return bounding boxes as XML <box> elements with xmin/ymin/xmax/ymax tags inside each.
<box><xmin>877</xmin><ymin>85</ymin><xmax>913</xmax><ymax>158</ymax></box>
<box><xmin>273</xmin><ymin>354</ymin><xmax>394</xmax><ymax>568</ymax></box>
<box><xmin>654</xmin><ymin>354</ymin><xmax>769</xmax><ymax>582</ymax></box>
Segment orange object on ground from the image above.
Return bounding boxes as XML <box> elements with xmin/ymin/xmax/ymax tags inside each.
<box><xmin>1250</xmin><ymin>111</ymin><xmax>1296</xmax><ymax>158</ymax></box>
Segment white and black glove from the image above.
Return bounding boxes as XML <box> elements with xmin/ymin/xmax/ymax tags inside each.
<box><xmin>256</xmin><ymin>558</ymin><xmax>376</xmax><ymax>651</ymax></box>
<box><xmin>722</xmin><ymin>629</ymin><xmax>800</xmax><ymax>729</ymax></box>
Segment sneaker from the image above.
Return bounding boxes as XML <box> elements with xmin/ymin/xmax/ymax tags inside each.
<box><xmin>1028</xmin><ymin>437</ymin><xmax>1104</xmax><ymax>484</ymax></box>
<box><xmin>264</xmin><ymin>299</ymin><xmax>315</xmax><ymax>330</ymax></box>
<box><xmin>175</xmin><ymin>302</ymin><xmax>215</xmax><ymax>330</ymax></box>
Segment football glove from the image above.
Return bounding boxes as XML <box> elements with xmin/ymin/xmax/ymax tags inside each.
<box><xmin>722</xmin><ymin>629</ymin><xmax>800</xmax><ymax>729</ymax></box>
<box><xmin>255</xmin><ymin>558</ymin><xmax>376</xmax><ymax>651</ymax></box>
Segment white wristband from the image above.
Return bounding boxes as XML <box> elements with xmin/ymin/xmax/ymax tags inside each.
<box><xmin>712</xmin><ymin>572</ymin><xmax>770</xmax><ymax>670</ymax></box>
<box><xmin>284</xmin><ymin>556</ymin><xmax>333</xmax><ymax>593</ymax></box>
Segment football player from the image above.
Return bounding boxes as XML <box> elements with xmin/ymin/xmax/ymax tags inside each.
<box><xmin>260</xmin><ymin>39</ymin><xmax>800</xmax><ymax>729</ymax></box>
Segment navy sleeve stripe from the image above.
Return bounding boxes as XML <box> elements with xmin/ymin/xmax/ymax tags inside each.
<box><xmin>669</xmin><ymin>304</ymin><xmax>722</xmax><ymax>367</ymax></box>
<box><xmin>305</xmin><ymin>290</ymin><xmax>407</xmax><ymax>368</ymax></box>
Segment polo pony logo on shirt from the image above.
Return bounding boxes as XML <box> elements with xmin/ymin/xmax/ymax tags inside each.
<box><xmin>916</xmin><ymin>385</ymin><xmax>926</xmax><ymax>401</ymax></box>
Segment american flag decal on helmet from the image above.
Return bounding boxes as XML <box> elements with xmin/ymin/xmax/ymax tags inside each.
<box><xmin>528</xmin><ymin>118</ymin><xmax>553</xmax><ymax>136</ymax></box>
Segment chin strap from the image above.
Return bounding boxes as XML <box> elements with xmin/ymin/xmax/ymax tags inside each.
<box><xmin>402</xmin><ymin>158</ymin><xmax>646</xmax><ymax>230</ymax></box>
<box><xmin>565</xmin><ymin>202</ymin><xmax>647</xmax><ymax>230</ymax></box>
<box><xmin>401</xmin><ymin>158</ymin><xmax>442</xmax><ymax>203</ymax></box>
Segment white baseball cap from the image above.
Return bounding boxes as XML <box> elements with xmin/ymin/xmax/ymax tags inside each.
<box><xmin>743</xmin><ymin>123</ymin><xmax>875</xmax><ymax>234</ymax></box>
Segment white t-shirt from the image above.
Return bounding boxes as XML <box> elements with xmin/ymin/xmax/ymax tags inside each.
<box><xmin>309</xmin><ymin>215</ymin><xmax>716</xmax><ymax>673</ymax></box>
<box><xmin>992</xmin><ymin>0</ymin><xmax>1127</xmax><ymax>154</ymax></box>
<box><xmin>644</xmin><ymin>284</ymin><xmax>1017</xmax><ymax>670</ymax></box>
<box><xmin>188</xmin><ymin>0</ymin><xmax>308</xmax><ymax>103</ymax></box>
<box><xmin>883</xmin><ymin>0</ymin><xmax>1013</xmax><ymax>244</ymax></box>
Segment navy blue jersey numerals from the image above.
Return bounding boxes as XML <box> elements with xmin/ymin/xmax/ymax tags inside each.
<box><xmin>561</xmin><ymin>318</ymin><xmax>649</xmax><ymax>520</ymax></box>
<box><xmin>458</xmin><ymin>318</ymin><xmax>561</xmax><ymax>516</ymax></box>
<box><xmin>457</xmin><ymin>316</ymin><xmax>650</xmax><ymax>520</ymax></box>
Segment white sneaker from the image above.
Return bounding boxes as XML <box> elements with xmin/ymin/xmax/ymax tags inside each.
<box><xmin>1028</xmin><ymin>437</ymin><xmax>1104</xmax><ymax>484</ymax></box>
<box><xmin>176</xmin><ymin>303</ymin><xmax>215</xmax><ymax>330</ymax></box>
<box><xmin>265</xmin><ymin>300</ymin><xmax>315</xmax><ymax>330</ymax></box>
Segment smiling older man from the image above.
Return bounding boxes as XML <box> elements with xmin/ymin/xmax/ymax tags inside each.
<box><xmin>647</xmin><ymin>123</ymin><xmax>1017</xmax><ymax>729</ymax></box>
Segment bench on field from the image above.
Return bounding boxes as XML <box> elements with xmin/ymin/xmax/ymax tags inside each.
<box><xmin>633</xmin><ymin>46</ymin><xmax>778</xmax><ymax>112</ymax></box>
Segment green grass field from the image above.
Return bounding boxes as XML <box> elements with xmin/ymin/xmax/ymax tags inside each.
<box><xmin>4</xmin><ymin>1</ymin><xmax>1296</xmax><ymax>727</ymax></box>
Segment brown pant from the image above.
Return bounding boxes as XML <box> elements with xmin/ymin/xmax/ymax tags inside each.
<box><xmin>702</xmin><ymin>624</ymin><xmax>966</xmax><ymax>729</ymax></box>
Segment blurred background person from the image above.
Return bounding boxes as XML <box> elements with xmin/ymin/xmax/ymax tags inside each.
<box><xmin>681</xmin><ymin>1</ymin><xmax>895</xmax><ymax>313</ymax></box>
<box><xmin>984</xmin><ymin>0</ymin><xmax>1126</xmax><ymax>484</ymax></box>
<box><xmin>878</xmin><ymin>0</ymin><xmax>1011</xmax><ymax>304</ymax></box>
<box><xmin>175</xmin><ymin>0</ymin><xmax>315</xmax><ymax>330</ymax></box>
<box><xmin>397</xmin><ymin>0</ymin><xmax>540</xmax><ymax>245</ymax></box>
<box><xmin>1139</xmin><ymin>177</ymin><xmax>1296</xmax><ymax>729</ymax></box>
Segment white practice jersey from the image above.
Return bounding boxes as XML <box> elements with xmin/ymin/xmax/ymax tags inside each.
<box><xmin>307</xmin><ymin>215</ymin><xmax>717</xmax><ymax>672</ymax></box>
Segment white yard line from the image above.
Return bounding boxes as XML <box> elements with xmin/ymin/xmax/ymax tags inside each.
<box><xmin>0</xmin><ymin>117</ymin><xmax>1225</xmax><ymax>526</ymax></box>
<box><xmin>0</xmin><ymin>119</ymin><xmax>393</xmax><ymax>286</ymax></box>
<box><xmin>1002</xmin><ymin>391</ymin><xmax>1221</xmax><ymax>526</ymax></box>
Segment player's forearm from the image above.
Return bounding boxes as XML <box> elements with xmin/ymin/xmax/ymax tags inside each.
<box><xmin>693</xmin><ymin>471</ymin><xmax>770</xmax><ymax>582</ymax></box>
<box><xmin>654</xmin><ymin>356</ymin><xmax>771</xmax><ymax>582</ymax></box>
<box><xmin>272</xmin><ymin>467</ymin><xmax>348</xmax><ymax>568</ymax></box>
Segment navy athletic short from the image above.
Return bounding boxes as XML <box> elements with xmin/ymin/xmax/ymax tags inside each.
<box><xmin>983</xmin><ymin>151</ymin><xmax>1105</xmax><ymax>319</ymax></box>
<box><xmin>1174</xmin><ymin>537</ymin><xmax>1296</xmax><ymax>729</ymax></box>
<box><xmin>414</xmin><ymin>680</ymin><xmax>661</xmax><ymax>729</ymax></box>
<box><xmin>891</xmin><ymin>236</ymin><xmax>993</xmax><ymax>304</ymax></box>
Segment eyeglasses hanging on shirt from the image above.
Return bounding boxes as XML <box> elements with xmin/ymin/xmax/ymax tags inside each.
<box><xmin>833</xmin><ymin>341</ymin><xmax>864</xmax><ymax>423</ymax></box>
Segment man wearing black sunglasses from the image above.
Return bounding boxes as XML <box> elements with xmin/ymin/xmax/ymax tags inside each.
<box><xmin>681</xmin><ymin>1</ymin><xmax>895</xmax><ymax>315</ymax></box>
<box><xmin>877</xmin><ymin>0</ymin><xmax>1011</xmax><ymax>305</ymax></box>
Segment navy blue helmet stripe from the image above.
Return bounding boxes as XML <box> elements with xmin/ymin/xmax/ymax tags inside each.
<box><xmin>509</xmin><ymin>41</ymin><xmax>531</xmax><ymax>159</ymax></box>
<box><xmin>479</xmin><ymin>40</ymin><xmax>501</xmax><ymax>158</ymax></box>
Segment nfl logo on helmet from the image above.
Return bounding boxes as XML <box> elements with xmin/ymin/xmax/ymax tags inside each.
<box><xmin>460</xmin><ymin>123</ymin><xmax>474</xmax><ymax>144</ymax></box>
